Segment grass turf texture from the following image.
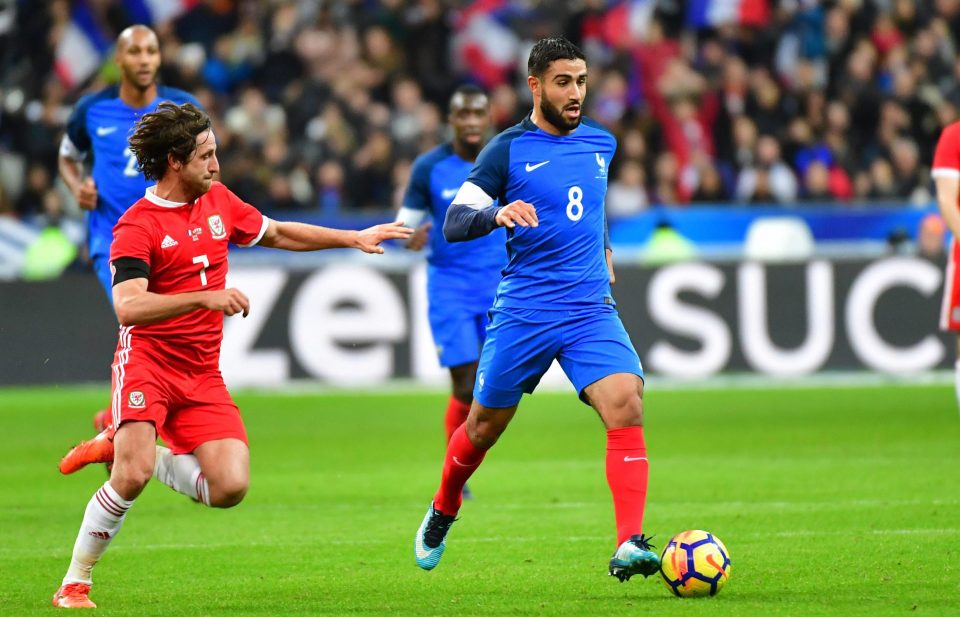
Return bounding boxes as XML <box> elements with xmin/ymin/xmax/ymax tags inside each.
<box><xmin>0</xmin><ymin>384</ymin><xmax>958</xmax><ymax>616</ymax></box>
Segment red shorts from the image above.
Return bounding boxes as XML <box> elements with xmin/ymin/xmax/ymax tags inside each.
<box><xmin>110</xmin><ymin>330</ymin><xmax>247</xmax><ymax>455</ymax></box>
<box><xmin>942</xmin><ymin>239</ymin><xmax>960</xmax><ymax>331</ymax></box>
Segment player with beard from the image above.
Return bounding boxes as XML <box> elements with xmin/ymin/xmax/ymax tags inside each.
<box><xmin>397</xmin><ymin>85</ymin><xmax>506</xmax><ymax>488</ymax></box>
<box><xmin>52</xmin><ymin>102</ymin><xmax>412</xmax><ymax>608</ymax></box>
<box><xmin>412</xmin><ymin>37</ymin><xmax>659</xmax><ymax>583</ymax></box>
<box><xmin>58</xmin><ymin>25</ymin><xmax>200</xmax><ymax>459</ymax></box>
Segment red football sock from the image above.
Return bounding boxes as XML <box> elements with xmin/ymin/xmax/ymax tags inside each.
<box><xmin>444</xmin><ymin>396</ymin><xmax>471</xmax><ymax>443</ymax></box>
<box><xmin>433</xmin><ymin>424</ymin><xmax>487</xmax><ymax>515</ymax></box>
<box><xmin>606</xmin><ymin>426</ymin><xmax>649</xmax><ymax>546</ymax></box>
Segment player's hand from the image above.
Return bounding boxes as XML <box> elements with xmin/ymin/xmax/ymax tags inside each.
<box><xmin>205</xmin><ymin>288</ymin><xmax>250</xmax><ymax>317</ymax></box>
<box><xmin>406</xmin><ymin>221</ymin><xmax>431</xmax><ymax>251</ymax></box>
<box><xmin>355</xmin><ymin>221</ymin><xmax>414</xmax><ymax>254</ymax></box>
<box><xmin>75</xmin><ymin>177</ymin><xmax>97</xmax><ymax>211</ymax></box>
<box><xmin>496</xmin><ymin>200</ymin><xmax>538</xmax><ymax>229</ymax></box>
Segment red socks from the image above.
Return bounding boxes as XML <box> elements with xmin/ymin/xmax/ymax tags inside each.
<box><xmin>433</xmin><ymin>424</ymin><xmax>487</xmax><ymax>515</ymax></box>
<box><xmin>606</xmin><ymin>426</ymin><xmax>649</xmax><ymax>545</ymax></box>
<box><xmin>444</xmin><ymin>396</ymin><xmax>471</xmax><ymax>442</ymax></box>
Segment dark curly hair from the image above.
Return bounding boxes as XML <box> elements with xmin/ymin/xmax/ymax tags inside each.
<box><xmin>128</xmin><ymin>102</ymin><xmax>212</xmax><ymax>181</ymax></box>
<box><xmin>527</xmin><ymin>37</ymin><xmax>586</xmax><ymax>78</ymax></box>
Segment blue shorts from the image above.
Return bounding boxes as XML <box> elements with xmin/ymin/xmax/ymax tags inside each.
<box><xmin>427</xmin><ymin>266</ymin><xmax>498</xmax><ymax>368</ymax></box>
<box><xmin>92</xmin><ymin>254</ymin><xmax>114</xmax><ymax>305</ymax></box>
<box><xmin>474</xmin><ymin>304</ymin><xmax>644</xmax><ymax>408</ymax></box>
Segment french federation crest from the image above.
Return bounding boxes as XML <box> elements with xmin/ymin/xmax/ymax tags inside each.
<box><xmin>208</xmin><ymin>214</ymin><xmax>226</xmax><ymax>239</ymax></box>
<box><xmin>595</xmin><ymin>152</ymin><xmax>607</xmax><ymax>179</ymax></box>
<box><xmin>128</xmin><ymin>390</ymin><xmax>146</xmax><ymax>408</ymax></box>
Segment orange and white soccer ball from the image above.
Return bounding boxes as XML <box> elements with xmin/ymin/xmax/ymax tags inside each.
<box><xmin>659</xmin><ymin>530</ymin><xmax>732</xmax><ymax>597</ymax></box>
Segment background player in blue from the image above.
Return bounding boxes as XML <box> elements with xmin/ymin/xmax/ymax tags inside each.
<box><xmin>58</xmin><ymin>24</ymin><xmax>199</xmax><ymax>299</ymax></box>
<box><xmin>397</xmin><ymin>85</ymin><xmax>506</xmax><ymax>492</ymax></box>
<box><xmin>413</xmin><ymin>37</ymin><xmax>659</xmax><ymax>583</ymax></box>
<box><xmin>58</xmin><ymin>24</ymin><xmax>199</xmax><ymax>454</ymax></box>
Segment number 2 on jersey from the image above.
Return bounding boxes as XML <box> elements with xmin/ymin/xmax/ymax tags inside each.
<box><xmin>122</xmin><ymin>147</ymin><xmax>139</xmax><ymax>178</ymax></box>
<box><xmin>566</xmin><ymin>185</ymin><xmax>583</xmax><ymax>221</ymax></box>
<box><xmin>192</xmin><ymin>254</ymin><xmax>209</xmax><ymax>286</ymax></box>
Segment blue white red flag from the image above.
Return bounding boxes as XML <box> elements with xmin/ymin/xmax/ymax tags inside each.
<box><xmin>685</xmin><ymin>0</ymin><xmax>770</xmax><ymax>28</ymax></box>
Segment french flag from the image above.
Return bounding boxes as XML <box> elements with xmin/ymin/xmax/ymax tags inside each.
<box><xmin>54</xmin><ymin>2</ymin><xmax>111</xmax><ymax>89</ymax></box>
<box><xmin>686</xmin><ymin>0</ymin><xmax>770</xmax><ymax>28</ymax></box>
<box><xmin>453</xmin><ymin>0</ymin><xmax>521</xmax><ymax>89</ymax></box>
<box><xmin>122</xmin><ymin>0</ymin><xmax>199</xmax><ymax>26</ymax></box>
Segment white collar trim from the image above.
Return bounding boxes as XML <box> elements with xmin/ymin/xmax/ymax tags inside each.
<box><xmin>144</xmin><ymin>186</ymin><xmax>189</xmax><ymax>208</ymax></box>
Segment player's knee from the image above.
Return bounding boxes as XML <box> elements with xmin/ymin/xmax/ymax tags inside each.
<box><xmin>602</xmin><ymin>387</ymin><xmax>644</xmax><ymax>428</ymax></box>
<box><xmin>208</xmin><ymin>477</ymin><xmax>248</xmax><ymax>508</ymax></box>
<box><xmin>466</xmin><ymin>416</ymin><xmax>507</xmax><ymax>449</ymax></box>
<box><xmin>110</xmin><ymin>461</ymin><xmax>153</xmax><ymax>499</ymax></box>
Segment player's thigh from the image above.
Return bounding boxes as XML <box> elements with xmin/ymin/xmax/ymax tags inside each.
<box><xmin>161</xmin><ymin>370</ymin><xmax>249</xmax><ymax>456</ymax></box>
<box><xmin>557</xmin><ymin>306</ymin><xmax>644</xmax><ymax>404</ymax></box>
<box><xmin>428</xmin><ymin>302</ymin><xmax>486</xmax><ymax>368</ymax></box>
<box><xmin>474</xmin><ymin>308</ymin><xmax>562</xmax><ymax>408</ymax></box>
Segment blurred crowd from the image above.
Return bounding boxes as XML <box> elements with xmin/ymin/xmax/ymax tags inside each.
<box><xmin>1</xmin><ymin>0</ymin><xmax>959</xmax><ymax>227</ymax></box>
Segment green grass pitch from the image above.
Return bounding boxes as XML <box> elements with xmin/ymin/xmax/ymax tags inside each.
<box><xmin>1</xmin><ymin>383</ymin><xmax>958</xmax><ymax>615</ymax></box>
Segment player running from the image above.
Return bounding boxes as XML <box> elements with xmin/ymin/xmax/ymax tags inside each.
<box><xmin>58</xmin><ymin>24</ymin><xmax>199</xmax><ymax>450</ymax></box>
<box><xmin>397</xmin><ymin>84</ymin><xmax>506</xmax><ymax>490</ymax></box>
<box><xmin>52</xmin><ymin>102</ymin><xmax>412</xmax><ymax>609</ymax></box>
<box><xmin>412</xmin><ymin>37</ymin><xmax>659</xmax><ymax>582</ymax></box>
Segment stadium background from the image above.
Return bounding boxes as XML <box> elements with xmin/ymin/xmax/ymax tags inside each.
<box><xmin>0</xmin><ymin>0</ymin><xmax>954</xmax><ymax>385</ymax></box>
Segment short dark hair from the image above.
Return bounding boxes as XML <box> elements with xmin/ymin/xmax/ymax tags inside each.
<box><xmin>527</xmin><ymin>37</ymin><xmax>586</xmax><ymax>78</ymax></box>
<box><xmin>128</xmin><ymin>102</ymin><xmax>212</xmax><ymax>181</ymax></box>
<box><xmin>448</xmin><ymin>83</ymin><xmax>487</xmax><ymax>112</ymax></box>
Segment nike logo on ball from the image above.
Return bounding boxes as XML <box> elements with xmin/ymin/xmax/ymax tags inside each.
<box><xmin>623</xmin><ymin>456</ymin><xmax>648</xmax><ymax>462</ymax></box>
<box><xmin>525</xmin><ymin>161</ymin><xmax>550</xmax><ymax>172</ymax></box>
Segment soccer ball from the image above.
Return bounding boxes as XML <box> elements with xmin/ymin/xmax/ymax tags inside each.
<box><xmin>659</xmin><ymin>530</ymin><xmax>731</xmax><ymax>597</ymax></box>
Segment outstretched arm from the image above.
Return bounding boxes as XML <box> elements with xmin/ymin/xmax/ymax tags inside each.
<box><xmin>258</xmin><ymin>220</ymin><xmax>413</xmax><ymax>253</ymax></box>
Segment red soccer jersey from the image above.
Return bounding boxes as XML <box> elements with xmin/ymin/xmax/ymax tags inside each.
<box><xmin>933</xmin><ymin>121</ymin><xmax>960</xmax><ymax>181</ymax></box>
<box><xmin>110</xmin><ymin>181</ymin><xmax>268</xmax><ymax>369</ymax></box>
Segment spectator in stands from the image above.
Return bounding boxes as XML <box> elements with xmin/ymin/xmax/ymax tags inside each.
<box><xmin>2</xmin><ymin>0</ymin><xmax>957</xmax><ymax>219</ymax></box>
<box><xmin>736</xmin><ymin>135</ymin><xmax>799</xmax><ymax>204</ymax></box>
<box><xmin>607</xmin><ymin>160</ymin><xmax>649</xmax><ymax>219</ymax></box>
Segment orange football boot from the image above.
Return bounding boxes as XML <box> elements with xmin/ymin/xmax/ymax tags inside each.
<box><xmin>59</xmin><ymin>427</ymin><xmax>115</xmax><ymax>475</ymax></box>
<box><xmin>51</xmin><ymin>583</ymin><xmax>96</xmax><ymax>608</ymax></box>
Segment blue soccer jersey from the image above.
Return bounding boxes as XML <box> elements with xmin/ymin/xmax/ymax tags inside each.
<box><xmin>404</xmin><ymin>143</ymin><xmax>508</xmax><ymax>367</ymax></box>
<box><xmin>404</xmin><ymin>143</ymin><xmax>507</xmax><ymax>275</ymax></box>
<box><xmin>445</xmin><ymin>115</ymin><xmax>614</xmax><ymax>310</ymax></box>
<box><xmin>61</xmin><ymin>85</ymin><xmax>199</xmax><ymax>262</ymax></box>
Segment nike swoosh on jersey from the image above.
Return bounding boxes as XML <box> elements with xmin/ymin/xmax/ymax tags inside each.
<box><xmin>441</xmin><ymin>188</ymin><xmax>459</xmax><ymax>200</ymax></box>
<box><xmin>525</xmin><ymin>161</ymin><xmax>550</xmax><ymax>172</ymax></box>
<box><xmin>96</xmin><ymin>126</ymin><xmax>118</xmax><ymax>137</ymax></box>
<box><xmin>623</xmin><ymin>456</ymin><xmax>648</xmax><ymax>462</ymax></box>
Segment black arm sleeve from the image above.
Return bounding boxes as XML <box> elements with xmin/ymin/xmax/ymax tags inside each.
<box><xmin>443</xmin><ymin>203</ymin><xmax>502</xmax><ymax>243</ymax></box>
<box><xmin>111</xmin><ymin>257</ymin><xmax>150</xmax><ymax>286</ymax></box>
